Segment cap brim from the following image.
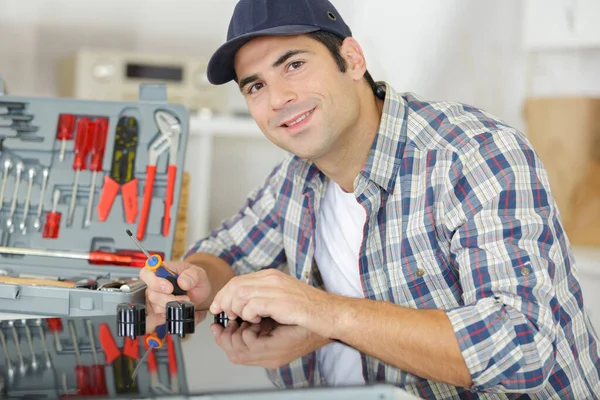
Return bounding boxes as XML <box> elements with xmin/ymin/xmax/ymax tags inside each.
<box><xmin>206</xmin><ymin>25</ymin><xmax>321</xmax><ymax>85</ymax></box>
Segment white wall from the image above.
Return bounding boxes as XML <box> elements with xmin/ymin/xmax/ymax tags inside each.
<box><xmin>1</xmin><ymin>0</ymin><xmax>599</xmax><ymax>393</ymax></box>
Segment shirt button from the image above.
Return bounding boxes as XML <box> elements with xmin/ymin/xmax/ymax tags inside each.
<box><xmin>416</xmin><ymin>269</ymin><xmax>425</xmax><ymax>277</ymax></box>
<box><xmin>521</xmin><ymin>267</ymin><xmax>530</xmax><ymax>276</ymax></box>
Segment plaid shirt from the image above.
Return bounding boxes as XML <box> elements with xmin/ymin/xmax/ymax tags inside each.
<box><xmin>185</xmin><ymin>83</ymin><xmax>600</xmax><ymax>399</ymax></box>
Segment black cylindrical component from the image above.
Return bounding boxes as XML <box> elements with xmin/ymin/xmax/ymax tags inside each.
<box><xmin>116</xmin><ymin>303</ymin><xmax>146</xmax><ymax>339</ymax></box>
<box><xmin>213</xmin><ymin>311</ymin><xmax>244</xmax><ymax>328</ymax></box>
<box><xmin>166</xmin><ymin>301</ymin><xmax>196</xmax><ymax>338</ymax></box>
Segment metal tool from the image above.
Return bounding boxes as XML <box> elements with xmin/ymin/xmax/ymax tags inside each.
<box><xmin>7</xmin><ymin>320</ymin><xmax>26</xmax><ymax>375</ymax></box>
<box><xmin>21</xmin><ymin>320</ymin><xmax>38</xmax><ymax>371</ymax></box>
<box><xmin>56</xmin><ymin>114</ymin><xmax>76</xmax><ymax>162</ymax></box>
<box><xmin>0</xmin><ymin>328</ymin><xmax>14</xmax><ymax>382</ymax></box>
<box><xmin>137</xmin><ymin>111</ymin><xmax>181</xmax><ymax>240</ymax></box>
<box><xmin>33</xmin><ymin>319</ymin><xmax>52</xmax><ymax>368</ymax></box>
<box><xmin>33</xmin><ymin>167</ymin><xmax>50</xmax><ymax>231</ymax></box>
<box><xmin>85</xmin><ymin>117</ymin><xmax>108</xmax><ymax>227</ymax></box>
<box><xmin>67</xmin><ymin>117</ymin><xmax>92</xmax><ymax>227</ymax></box>
<box><xmin>42</xmin><ymin>188</ymin><xmax>61</xmax><ymax>239</ymax></box>
<box><xmin>0</xmin><ymin>245</ymin><xmax>164</xmax><ymax>267</ymax></box>
<box><xmin>97</xmin><ymin>116</ymin><xmax>139</xmax><ymax>224</ymax></box>
<box><xmin>6</xmin><ymin>161</ymin><xmax>24</xmax><ymax>233</ymax></box>
<box><xmin>69</xmin><ymin>320</ymin><xmax>92</xmax><ymax>396</ymax></box>
<box><xmin>0</xmin><ymin>113</ymin><xmax>34</xmax><ymax>122</ymax></box>
<box><xmin>0</xmin><ymin>159</ymin><xmax>12</xmax><ymax>212</ymax></box>
<box><xmin>86</xmin><ymin>319</ymin><xmax>108</xmax><ymax>396</ymax></box>
<box><xmin>19</xmin><ymin>166</ymin><xmax>36</xmax><ymax>234</ymax></box>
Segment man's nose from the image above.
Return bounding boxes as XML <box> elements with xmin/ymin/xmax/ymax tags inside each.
<box><xmin>269</xmin><ymin>80</ymin><xmax>297</xmax><ymax>111</ymax></box>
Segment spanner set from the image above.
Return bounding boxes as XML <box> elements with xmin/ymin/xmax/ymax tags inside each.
<box><xmin>0</xmin><ymin>78</ymin><xmax>189</xmax><ymax>318</ymax></box>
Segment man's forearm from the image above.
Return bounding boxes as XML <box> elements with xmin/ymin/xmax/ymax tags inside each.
<box><xmin>328</xmin><ymin>296</ymin><xmax>472</xmax><ymax>388</ymax></box>
<box><xmin>184</xmin><ymin>252</ymin><xmax>235</xmax><ymax>310</ymax></box>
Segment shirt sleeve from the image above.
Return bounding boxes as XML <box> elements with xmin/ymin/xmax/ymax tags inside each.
<box><xmin>183</xmin><ymin>162</ymin><xmax>288</xmax><ymax>276</ymax></box>
<box><xmin>443</xmin><ymin>129</ymin><xmax>561</xmax><ymax>393</ymax></box>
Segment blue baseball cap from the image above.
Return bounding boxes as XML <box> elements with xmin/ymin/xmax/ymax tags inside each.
<box><xmin>206</xmin><ymin>0</ymin><xmax>352</xmax><ymax>85</ymax></box>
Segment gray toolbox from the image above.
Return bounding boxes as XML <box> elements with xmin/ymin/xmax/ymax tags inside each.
<box><xmin>0</xmin><ymin>77</ymin><xmax>189</xmax><ymax>317</ymax></box>
<box><xmin>0</xmin><ymin>314</ymin><xmax>189</xmax><ymax>398</ymax></box>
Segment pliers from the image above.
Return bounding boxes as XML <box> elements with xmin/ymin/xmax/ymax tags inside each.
<box><xmin>136</xmin><ymin>110</ymin><xmax>181</xmax><ymax>241</ymax></box>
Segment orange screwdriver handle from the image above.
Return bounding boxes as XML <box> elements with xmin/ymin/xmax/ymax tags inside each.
<box><xmin>137</xmin><ymin>165</ymin><xmax>156</xmax><ymax>241</ymax></box>
<box><xmin>163</xmin><ymin>165</ymin><xmax>177</xmax><ymax>236</ymax></box>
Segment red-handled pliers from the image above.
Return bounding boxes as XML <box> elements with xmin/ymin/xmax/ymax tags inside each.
<box><xmin>136</xmin><ymin>111</ymin><xmax>181</xmax><ymax>241</ymax></box>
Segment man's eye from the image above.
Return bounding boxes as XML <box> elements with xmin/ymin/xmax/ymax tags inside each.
<box><xmin>288</xmin><ymin>61</ymin><xmax>304</xmax><ymax>71</ymax></box>
<box><xmin>249</xmin><ymin>82</ymin><xmax>264</xmax><ymax>94</ymax></box>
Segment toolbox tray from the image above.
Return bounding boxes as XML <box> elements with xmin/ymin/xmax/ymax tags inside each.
<box><xmin>0</xmin><ymin>79</ymin><xmax>189</xmax><ymax>317</ymax></box>
<box><xmin>0</xmin><ymin>314</ymin><xmax>189</xmax><ymax>398</ymax></box>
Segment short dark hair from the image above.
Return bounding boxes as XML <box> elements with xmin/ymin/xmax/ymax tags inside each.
<box><xmin>306</xmin><ymin>30</ymin><xmax>379</xmax><ymax>96</ymax></box>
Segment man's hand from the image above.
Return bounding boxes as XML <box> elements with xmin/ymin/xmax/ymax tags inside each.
<box><xmin>140</xmin><ymin>260</ymin><xmax>212</xmax><ymax>314</ymax></box>
<box><xmin>211</xmin><ymin>319</ymin><xmax>330</xmax><ymax>370</ymax></box>
<box><xmin>209</xmin><ymin>269</ymin><xmax>334</xmax><ymax>335</ymax></box>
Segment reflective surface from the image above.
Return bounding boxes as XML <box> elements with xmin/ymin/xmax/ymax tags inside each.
<box><xmin>0</xmin><ymin>314</ymin><xmax>189</xmax><ymax>398</ymax></box>
<box><xmin>0</xmin><ymin>313</ymin><xmax>420</xmax><ymax>399</ymax></box>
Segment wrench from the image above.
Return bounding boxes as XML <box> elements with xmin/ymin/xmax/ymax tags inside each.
<box><xmin>21</xmin><ymin>320</ymin><xmax>38</xmax><ymax>371</ymax></box>
<box><xmin>33</xmin><ymin>167</ymin><xmax>49</xmax><ymax>231</ymax></box>
<box><xmin>0</xmin><ymin>159</ymin><xmax>13</xmax><ymax>212</ymax></box>
<box><xmin>33</xmin><ymin>319</ymin><xmax>52</xmax><ymax>368</ymax></box>
<box><xmin>6</xmin><ymin>161</ymin><xmax>24</xmax><ymax>233</ymax></box>
<box><xmin>7</xmin><ymin>320</ymin><xmax>26</xmax><ymax>375</ymax></box>
<box><xmin>0</xmin><ymin>328</ymin><xmax>14</xmax><ymax>382</ymax></box>
<box><xmin>19</xmin><ymin>167</ymin><xmax>36</xmax><ymax>234</ymax></box>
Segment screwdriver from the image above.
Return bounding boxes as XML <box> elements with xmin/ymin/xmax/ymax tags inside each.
<box><xmin>86</xmin><ymin>319</ymin><xmax>108</xmax><ymax>396</ymax></box>
<box><xmin>67</xmin><ymin>117</ymin><xmax>92</xmax><ymax>227</ymax></box>
<box><xmin>84</xmin><ymin>118</ymin><xmax>108</xmax><ymax>227</ymax></box>
<box><xmin>68</xmin><ymin>320</ymin><xmax>92</xmax><ymax>396</ymax></box>
<box><xmin>46</xmin><ymin>318</ymin><xmax>63</xmax><ymax>352</ymax></box>
<box><xmin>56</xmin><ymin>114</ymin><xmax>76</xmax><ymax>162</ymax></box>
<box><xmin>42</xmin><ymin>189</ymin><xmax>61</xmax><ymax>239</ymax></box>
<box><xmin>166</xmin><ymin>334</ymin><xmax>179</xmax><ymax>393</ymax></box>
<box><xmin>0</xmin><ymin>246</ymin><xmax>164</xmax><ymax>267</ymax></box>
<box><xmin>124</xmin><ymin>229</ymin><xmax>186</xmax><ymax>387</ymax></box>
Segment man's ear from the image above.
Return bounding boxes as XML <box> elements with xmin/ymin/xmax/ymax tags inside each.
<box><xmin>340</xmin><ymin>37</ymin><xmax>367</xmax><ymax>81</ymax></box>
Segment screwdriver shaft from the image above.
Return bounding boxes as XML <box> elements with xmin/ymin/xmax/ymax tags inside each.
<box><xmin>84</xmin><ymin>170</ymin><xmax>97</xmax><ymax>227</ymax></box>
<box><xmin>67</xmin><ymin>169</ymin><xmax>80</xmax><ymax>227</ymax></box>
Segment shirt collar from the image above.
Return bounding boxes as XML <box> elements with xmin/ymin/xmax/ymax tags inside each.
<box><xmin>301</xmin><ymin>81</ymin><xmax>408</xmax><ymax>195</ymax></box>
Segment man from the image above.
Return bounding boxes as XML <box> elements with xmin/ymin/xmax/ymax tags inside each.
<box><xmin>140</xmin><ymin>0</ymin><xmax>600</xmax><ymax>398</ymax></box>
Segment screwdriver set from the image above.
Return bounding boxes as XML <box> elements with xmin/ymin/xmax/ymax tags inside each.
<box><xmin>0</xmin><ymin>78</ymin><xmax>189</xmax><ymax>317</ymax></box>
<box><xmin>0</xmin><ymin>314</ymin><xmax>188</xmax><ymax>398</ymax></box>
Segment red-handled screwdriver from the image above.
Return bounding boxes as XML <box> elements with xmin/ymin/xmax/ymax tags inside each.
<box><xmin>0</xmin><ymin>246</ymin><xmax>165</xmax><ymax>267</ymax></box>
<box><xmin>68</xmin><ymin>320</ymin><xmax>92</xmax><ymax>396</ymax></box>
<box><xmin>56</xmin><ymin>114</ymin><xmax>76</xmax><ymax>162</ymax></box>
<box><xmin>85</xmin><ymin>117</ymin><xmax>108</xmax><ymax>227</ymax></box>
<box><xmin>43</xmin><ymin>189</ymin><xmax>62</xmax><ymax>239</ymax></box>
<box><xmin>85</xmin><ymin>320</ymin><xmax>108</xmax><ymax>396</ymax></box>
<box><xmin>67</xmin><ymin>118</ymin><xmax>92</xmax><ymax>227</ymax></box>
<box><xmin>46</xmin><ymin>318</ymin><xmax>63</xmax><ymax>352</ymax></box>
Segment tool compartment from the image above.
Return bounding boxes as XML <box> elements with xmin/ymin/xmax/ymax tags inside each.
<box><xmin>0</xmin><ymin>314</ymin><xmax>189</xmax><ymax>397</ymax></box>
<box><xmin>0</xmin><ymin>80</ymin><xmax>189</xmax><ymax>317</ymax></box>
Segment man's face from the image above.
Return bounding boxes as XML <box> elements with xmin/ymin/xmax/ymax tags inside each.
<box><xmin>233</xmin><ymin>34</ymin><xmax>362</xmax><ymax>161</ymax></box>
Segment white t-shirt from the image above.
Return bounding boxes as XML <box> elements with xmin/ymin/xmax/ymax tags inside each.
<box><xmin>314</xmin><ymin>179</ymin><xmax>367</xmax><ymax>386</ymax></box>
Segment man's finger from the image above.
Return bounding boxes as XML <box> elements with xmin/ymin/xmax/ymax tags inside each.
<box><xmin>147</xmin><ymin>292</ymin><xmax>190</xmax><ymax>313</ymax></box>
<box><xmin>231</xmin><ymin>322</ymin><xmax>250</xmax><ymax>352</ymax></box>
